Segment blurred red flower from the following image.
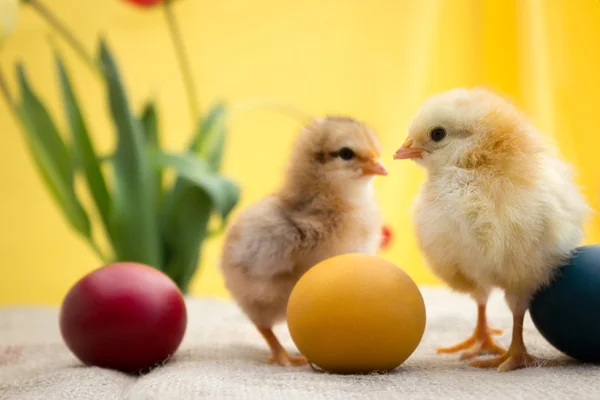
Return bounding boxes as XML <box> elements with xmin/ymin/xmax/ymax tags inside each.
<box><xmin>122</xmin><ymin>0</ymin><xmax>163</xmax><ymax>7</ymax></box>
<box><xmin>380</xmin><ymin>225</ymin><xmax>393</xmax><ymax>251</ymax></box>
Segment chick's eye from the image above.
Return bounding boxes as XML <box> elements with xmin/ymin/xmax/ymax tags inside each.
<box><xmin>430</xmin><ymin>127</ymin><xmax>447</xmax><ymax>142</ymax></box>
<box><xmin>338</xmin><ymin>147</ymin><xmax>355</xmax><ymax>160</ymax></box>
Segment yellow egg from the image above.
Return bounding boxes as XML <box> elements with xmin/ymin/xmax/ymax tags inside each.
<box><xmin>287</xmin><ymin>253</ymin><xmax>426</xmax><ymax>374</ymax></box>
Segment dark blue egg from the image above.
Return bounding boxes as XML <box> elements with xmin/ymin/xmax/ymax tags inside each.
<box><xmin>529</xmin><ymin>245</ymin><xmax>600</xmax><ymax>362</ymax></box>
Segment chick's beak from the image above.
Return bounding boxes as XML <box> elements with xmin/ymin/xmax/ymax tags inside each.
<box><xmin>362</xmin><ymin>156</ymin><xmax>388</xmax><ymax>176</ymax></box>
<box><xmin>393</xmin><ymin>137</ymin><xmax>424</xmax><ymax>160</ymax></box>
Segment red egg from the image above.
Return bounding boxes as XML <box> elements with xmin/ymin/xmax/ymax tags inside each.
<box><xmin>59</xmin><ymin>262</ymin><xmax>187</xmax><ymax>373</ymax></box>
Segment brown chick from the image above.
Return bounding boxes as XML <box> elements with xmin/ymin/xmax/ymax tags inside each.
<box><xmin>393</xmin><ymin>88</ymin><xmax>589</xmax><ymax>372</ymax></box>
<box><xmin>220</xmin><ymin>116</ymin><xmax>388</xmax><ymax>367</ymax></box>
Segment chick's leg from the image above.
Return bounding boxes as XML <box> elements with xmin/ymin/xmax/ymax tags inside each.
<box><xmin>257</xmin><ymin>326</ymin><xmax>307</xmax><ymax>367</ymax></box>
<box><xmin>469</xmin><ymin>293</ymin><xmax>560</xmax><ymax>372</ymax></box>
<box><xmin>437</xmin><ymin>292</ymin><xmax>505</xmax><ymax>359</ymax></box>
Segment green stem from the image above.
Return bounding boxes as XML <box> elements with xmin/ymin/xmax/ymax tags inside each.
<box><xmin>163</xmin><ymin>0</ymin><xmax>199</xmax><ymax>123</ymax></box>
<box><xmin>25</xmin><ymin>0</ymin><xmax>102</xmax><ymax>76</ymax></box>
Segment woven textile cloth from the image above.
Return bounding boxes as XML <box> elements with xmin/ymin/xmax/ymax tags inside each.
<box><xmin>1</xmin><ymin>288</ymin><xmax>599</xmax><ymax>400</ymax></box>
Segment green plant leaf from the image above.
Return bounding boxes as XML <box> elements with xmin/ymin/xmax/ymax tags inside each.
<box><xmin>140</xmin><ymin>101</ymin><xmax>159</xmax><ymax>147</ymax></box>
<box><xmin>158</xmin><ymin>103</ymin><xmax>237</xmax><ymax>290</ymax></box>
<box><xmin>189</xmin><ymin>102</ymin><xmax>227</xmax><ymax>172</ymax></box>
<box><xmin>139</xmin><ymin>101</ymin><xmax>162</xmax><ymax>202</ymax></box>
<box><xmin>98</xmin><ymin>153</ymin><xmax>114</xmax><ymax>163</ymax></box>
<box><xmin>154</xmin><ymin>151</ymin><xmax>240</xmax><ymax>291</ymax></box>
<box><xmin>99</xmin><ymin>39</ymin><xmax>162</xmax><ymax>268</ymax></box>
<box><xmin>55</xmin><ymin>52</ymin><xmax>113</xmax><ymax>243</ymax></box>
<box><xmin>15</xmin><ymin>64</ymin><xmax>91</xmax><ymax>239</ymax></box>
<box><xmin>152</xmin><ymin>151</ymin><xmax>240</xmax><ymax>221</ymax></box>
<box><xmin>162</xmin><ymin>184</ymin><xmax>211</xmax><ymax>292</ymax></box>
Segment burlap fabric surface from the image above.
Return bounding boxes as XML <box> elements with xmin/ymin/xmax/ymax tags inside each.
<box><xmin>1</xmin><ymin>288</ymin><xmax>599</xmax><ymax>400</ymax></box>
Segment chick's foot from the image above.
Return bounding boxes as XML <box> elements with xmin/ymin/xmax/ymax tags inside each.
<box><xmin>469</xmin><ymin>348</ymin><xmax>560</xmax><ymax>372</ymax></box>
<box><xmin>258</xmin><ymin>326</ymin><xmax>308</xmax><ymax>367</ymax></box>
<box><xmin>469</xmin><ymin>306</ymin><xmax>560</xmax><ymax>372</ymax></box>
<box><xmin>436</xmin><ymin>303</ymin><xmax>505</xmax><ymax>359</ymax></box>
<box><xmin>267</xmin><ymin>353</ymin><xmax>308</xmax><ymax>367</ymax></box>
<box><xmin>436</xmin><ymin>327</ymin><xmax>505</xmax><ymax>359</ymax></box>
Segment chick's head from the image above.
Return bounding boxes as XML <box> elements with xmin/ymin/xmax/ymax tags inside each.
<box><xmin>287</xmin><ymin>116</ymin><xmax>388</xmax><ymax>184</ymax></box>
<box><xmin>394</xmin><ymin>88</ymin><xmax>542</xmax><ymax>171</ymax></box>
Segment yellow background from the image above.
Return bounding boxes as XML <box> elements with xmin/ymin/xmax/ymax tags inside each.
<box><xmin>1</xmin><ymin>0</ymin><xmax>600</xmax><ymax>305</ymax></box>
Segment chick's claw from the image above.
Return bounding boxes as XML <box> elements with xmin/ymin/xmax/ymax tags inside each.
<box><xmin>267</xmin><ymin>353</ymin><xmax>308</xmax><ymax>367</ymax></box>
<box><xmin>459</xmin><ymin>338</ymin><xmax>506</xmax><ymax>360</ymax></box>
<box><xmin>258</xmin><ymin>327</ymin><xmax>308</xmax><ymax>367</ymax></box>
<box><xmin>436</xmin><ymin>326</ymin><xmax>505</xmax><ymax>359</ymax></box>
<box><xmin>469</xmin><ymin>350</ymin><xmax>560</xmax><ymax>372</ymax></box>
<box><xmin>436</xmin><ymin>337</ymin><xmax>477</xmax><ymax>354</ymax></box>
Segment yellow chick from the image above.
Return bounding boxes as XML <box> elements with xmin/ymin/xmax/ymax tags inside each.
<box><xmin>394</xmin><ymin>88</ymin><xmax>589</xmax><ymax>372</ymax></box>
<box><xmin>220</xmin><ymin>116</ymin><xmax>388</xmax><ymax>367</ymax></box>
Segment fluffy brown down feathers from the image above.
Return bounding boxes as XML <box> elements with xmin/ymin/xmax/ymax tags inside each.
<box><xmin>220</xmin><ymin>116</ymin><xmax>387</xmax><ymax>366</ymax></box>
